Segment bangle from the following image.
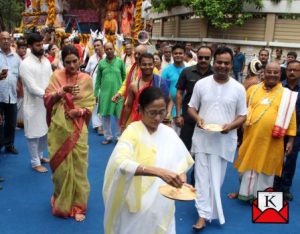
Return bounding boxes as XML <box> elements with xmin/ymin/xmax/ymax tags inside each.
<box><xmin>77</xmin><ymin>108</ymin><xmax>83</xmax><ymax>117</ymax></box>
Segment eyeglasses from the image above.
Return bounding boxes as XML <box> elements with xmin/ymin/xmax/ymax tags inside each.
<box><xmin>144</xmin><ymin>109</ymin><xmax>167</xmax><ymax>118</ymax></box>
<box><xmin>198</xmin><ymin>56</ymin><xmax>210</xmax><ymax>61</ymax></box>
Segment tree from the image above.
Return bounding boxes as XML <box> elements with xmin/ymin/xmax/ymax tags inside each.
<box><xmin>152</xmin><ymin>0</ymin><xmax>185</xmax><ymax>12</ymax></box>
<box><xmin>187</xmin><ymin>0</ymin><xmax>264</xmax><ymax>29</ymax></box>
<box><xmin>0</xmin><ymin>0</ymin><xmax>24</xmax><ymax>32</ymax></box>
<box><xmin>152</xmin><ymin>0</ymin><xmax>266</xmax><ymax>29</ymax></box>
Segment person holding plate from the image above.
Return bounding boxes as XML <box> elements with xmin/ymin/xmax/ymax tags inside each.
<box><xmin>103</xmin><ymin>86</ymin><xmax>194</xmax><ymax>234</ymax></box>
<box><xmin>188</xmin><ymin>47</ymin><xmax>247</xmax><ymax>229</ymax></box>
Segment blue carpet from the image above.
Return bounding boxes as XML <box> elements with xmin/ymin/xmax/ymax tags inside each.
<box><xmin>0</xmin><ymin>127</ymin><xmax>299</xmax><ymax>234</ymax></box>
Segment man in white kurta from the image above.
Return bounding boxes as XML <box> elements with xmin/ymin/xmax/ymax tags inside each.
<box><xmin>188</xmin><ymin>47</ymin><xmax>247</xmax><ymax>227</ymax></box>
<box><xmin>20</xmin><ymin>33</ymin><xmax>52</xmax><ymax>173</ymax></box>
<box><xmin>85</xmin><ymin>39</ymin><xmax>105</xmax><ymax>134</ymax></box>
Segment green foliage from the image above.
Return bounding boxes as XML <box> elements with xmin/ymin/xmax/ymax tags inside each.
<box><xmin>152</xmin><ymin>0</ymin><xmax>185</xmax><ymax>12</ymax></box>
<box><xmin>0</xmin><ymin>0</ymin><xmax>24</xmax><ymax>31</ymax></box>
<box><xmin>185</xmin><ymin>0</ymin><xmax>264</xmax><ymax>29</ymax></box>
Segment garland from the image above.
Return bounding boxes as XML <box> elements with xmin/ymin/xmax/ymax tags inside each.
<box><xmin>47</xmin><ymin>0</ymin><xmax>56</xmax><ymax>26</ymax></box>
<box><xmin>245</xmin><ymin>83</ymin><xmax>282</xmax><ymax>126</ymax></box>
<box><xmin>22</xmin><ymin>11</ymin><xmax>47</xmax><ymax>17</ymax></box>
<box><xmin>133</xmin><ymin>0</ymin><xmax>142</xmax><ymax>40</ymax></box>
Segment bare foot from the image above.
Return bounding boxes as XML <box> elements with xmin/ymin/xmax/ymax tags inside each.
<box><xmin>75</xmin><ymin>214</ymin><xmax>86</xmax><ymax>222</ymax></box>
<box><xmin>227</xmin><ymin>192</ymin><xmax>239</xmax><ymax>199</ymax></box>
<box><xmin>40</xmin><ymin>158</ymin><xmax>50</xmax><ymax>164</ymax></box>
<box><xmin>33</xmin><ymin>165</ymin><xmax>48</xmax><ymax>173</ymax></box>
<box><xmin>193</xmin><ymin>217</ymin><xmax>206</xmax><ymax>230</ymax></box>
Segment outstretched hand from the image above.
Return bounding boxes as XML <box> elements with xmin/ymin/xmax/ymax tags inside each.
<box><xmin>159</xmin><ymin>168</ymin><xmax>184</xmax><ymax>188</ymax></box>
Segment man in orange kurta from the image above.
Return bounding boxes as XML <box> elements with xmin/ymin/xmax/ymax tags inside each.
<box><xmin>234</xmin><ymin>62</ymin><xmax>297</xmax><ymax>201</ymax></box>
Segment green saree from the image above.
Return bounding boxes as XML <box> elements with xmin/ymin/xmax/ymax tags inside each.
<box><xmin>44</xmin><ymin>69</ymin><xmax>95</xmax><ymax>218</ymax></box>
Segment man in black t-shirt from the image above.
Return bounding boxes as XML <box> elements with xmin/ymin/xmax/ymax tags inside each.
<box><xmin>175</xmin><ymin>46</ymin><xmax>213</xmax><ymax>150</ymax></box>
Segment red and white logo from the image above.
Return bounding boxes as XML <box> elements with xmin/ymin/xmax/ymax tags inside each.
<box><xmin>252</xmin><ymin>188</ymin><xmax>289</xmax><ymax>223</ymax></box>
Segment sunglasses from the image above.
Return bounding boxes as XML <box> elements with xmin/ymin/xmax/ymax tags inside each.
<box><xmin>198</xmin><ymin>56</ymin><xmax>210</xmax><ymax>61</ymax></box>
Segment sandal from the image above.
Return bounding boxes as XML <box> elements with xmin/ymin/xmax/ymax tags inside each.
<box><xmin>102</xmin><ymin>139</ymin><xmax>112</xmax><ymax>145</ymax></box>
<box><xmin>40</xmin><ymin>158</ymin><xmax>50</xmax><ymax>164</ymax></box>
<box><xmin>227</xmin><ymin>192</ymin><xmax>239</xmax><ymax>199</ymax></box>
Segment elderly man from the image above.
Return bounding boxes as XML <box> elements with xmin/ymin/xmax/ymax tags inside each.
<box><xmin>161</xmin><ymin>45</ymin><xmax>173</xmax><ymax>69</ymax></box>
<box><xmin>95</xmin><ymin>42</ymin><xmax>126</xmax><ymax>145</ymax></box>
<box><xmin>0</xmin><ymin>31</ymin><xmax>21</xmax><ymax>154</ymax></box>
<box><xmin>234</xmin><ymin>62</ymin><xmax>297</xmax><ymax>201</ymax></box>
<box><xmin>188</xmin><ymin>47</ymin><xmax>247</xmax><ymax>228</ymax></box>
<box><xmin>274</xmin><ymin>60</ymin><xmax>300</xmax><ymax>201</ymax></box>
<box><xmin>112</xmin><ymin>45</ymin><xmax>148</xmax><ymax>104</ymax></box>
<box><xmin>20</xmin><ymin>33</ymin><xmax>52</xmax><ymax>173</ymax></box>
<box><xmin>121</xmin><ymin>43</ymin><xmax>135</xmax><ymax>69</ymax></box>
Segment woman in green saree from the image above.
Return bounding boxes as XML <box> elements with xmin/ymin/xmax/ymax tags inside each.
<box><xmin>44</xmin><ymin>45</ymin><xmax>95</xmax><ymax>222</ymax></box>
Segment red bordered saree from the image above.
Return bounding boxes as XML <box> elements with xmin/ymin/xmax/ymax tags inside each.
<box><xmin>44</xmin><ymin>69</ymin><xmax>95</xmax><ymax>218</ymax></box>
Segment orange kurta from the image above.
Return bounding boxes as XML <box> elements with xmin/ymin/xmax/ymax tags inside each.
<box><xmin>234</xmin><ymin>83</ymin><xmax>296</xmax><ymax>176</ymax></box>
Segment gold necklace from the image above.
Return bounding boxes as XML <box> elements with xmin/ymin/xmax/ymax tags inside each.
<box><xmin>245</xmin><ymin>83</ymin><xmax>281</xmax><ymax>126</ymax></box>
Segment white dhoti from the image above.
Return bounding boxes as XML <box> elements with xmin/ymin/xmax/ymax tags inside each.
<box><xmin>27</xmin><ymin>134</ymin><xmax>47</xmax><ymax>167</ymax></box>
<box><xmin>17</xmin><ymin>98</ymin><xmax>24</xmax><ymax>126</ymax></box>
<box><xmin>92</xmin><ymin>102</ymin><xmax>102</xmax><ymax>129</ymax></box>
<box><xmin>238</xmin><ymin>170</ymin><xmax>275</xmax><ymax>201</ymax></box>
<box><xmin>194</xmin><ymin>153</ymin><xmax>227</xmax><ymax>225</ymax></box>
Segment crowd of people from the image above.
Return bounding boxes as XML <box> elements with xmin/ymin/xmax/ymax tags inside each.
<box><xmin>0</xmin><ymin>28</ymin><xmax>299</xmax><ymax>233</ymax></box>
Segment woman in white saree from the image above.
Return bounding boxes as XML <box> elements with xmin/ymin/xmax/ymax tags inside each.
<box><xmin>103</xmin><ymin>87</ymin><xmax>194</xmax><ymax>234</ymax></box>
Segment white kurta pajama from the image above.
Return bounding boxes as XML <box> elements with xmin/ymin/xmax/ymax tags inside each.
<box><xmin>103</xmin><ymin>121</ymin><xmax>194</xmax><ymax>234</ymax></box>
<box><xmin>85</xmin><ymin>53</ymin><xmax>103</xmax><ymax>129</ymax></box>
<box><xmin>188</xmin><ymin>75</ymin><xmax>247</xmax><ymax>224</ymax></box>
<box><xmin>20</xmin><ymin>53</ymin><xmax>52</xmax><ymax>167</ymax></box>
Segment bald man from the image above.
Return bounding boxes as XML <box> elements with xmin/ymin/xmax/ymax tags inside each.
<box><xmin>112</xmin><ymin>44</ymin><xmax>148</xmax><ymax>103</ymax></box>
<box><xmin>122</xmin><ymin>43</ymin><xmax>135</xmax><ymax>69</ymax></box>
<box><xmin>234</xmin><ymin>62</ymin><xmax>297</xmax><ymax>201</ymax></box>
<box><xmin>95</xmin><ymin>42</ymin><xmax>126</xmax><ymax>144</ymax></box>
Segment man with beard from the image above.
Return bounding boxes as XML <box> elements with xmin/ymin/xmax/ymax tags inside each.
<box><xmin>188</xmin><ymin>47</ymin><xmax>247</xmax><ymax>228</ymax></box>
<box><xmin>20</xmin><ymin>33</ymin><xmax>52</xmax><ymax>173</ymax></box>
<box><xmin>161</xmin><ymin>44</ymin><xmax>186</xmax><ymax>134</ymax></box>
<box><xmin>95</xmin><ymin>42</ymin><xmax>126</xmax><ymax>144</ymax></box>
<box><xmin>0</xmin><ymin>31</ymin><xmax>21</xmax><ymax>155</ymax></box>
<box><xmin>175</xmin><ymin>46</ymin><xmax>213</xmax><ymax>151</ymax></box>
<box><xmin>85</xmin><ymin>39</ymin><xmax>105</xmax><ymax>135</ymax></box>
<box><xmin>273</xmin><ymin>60</ymin><xmax>300</xmax><ymax>201</ymax></box>
<box><xmin>258</xmin><ymin>48</ymin><xmax>269</xmax><ymax>69</ymax></box>
<box><xmin>234</xmin><ymin>62</ymin><xmax>297</xmax><ymax>201</ymax></box>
